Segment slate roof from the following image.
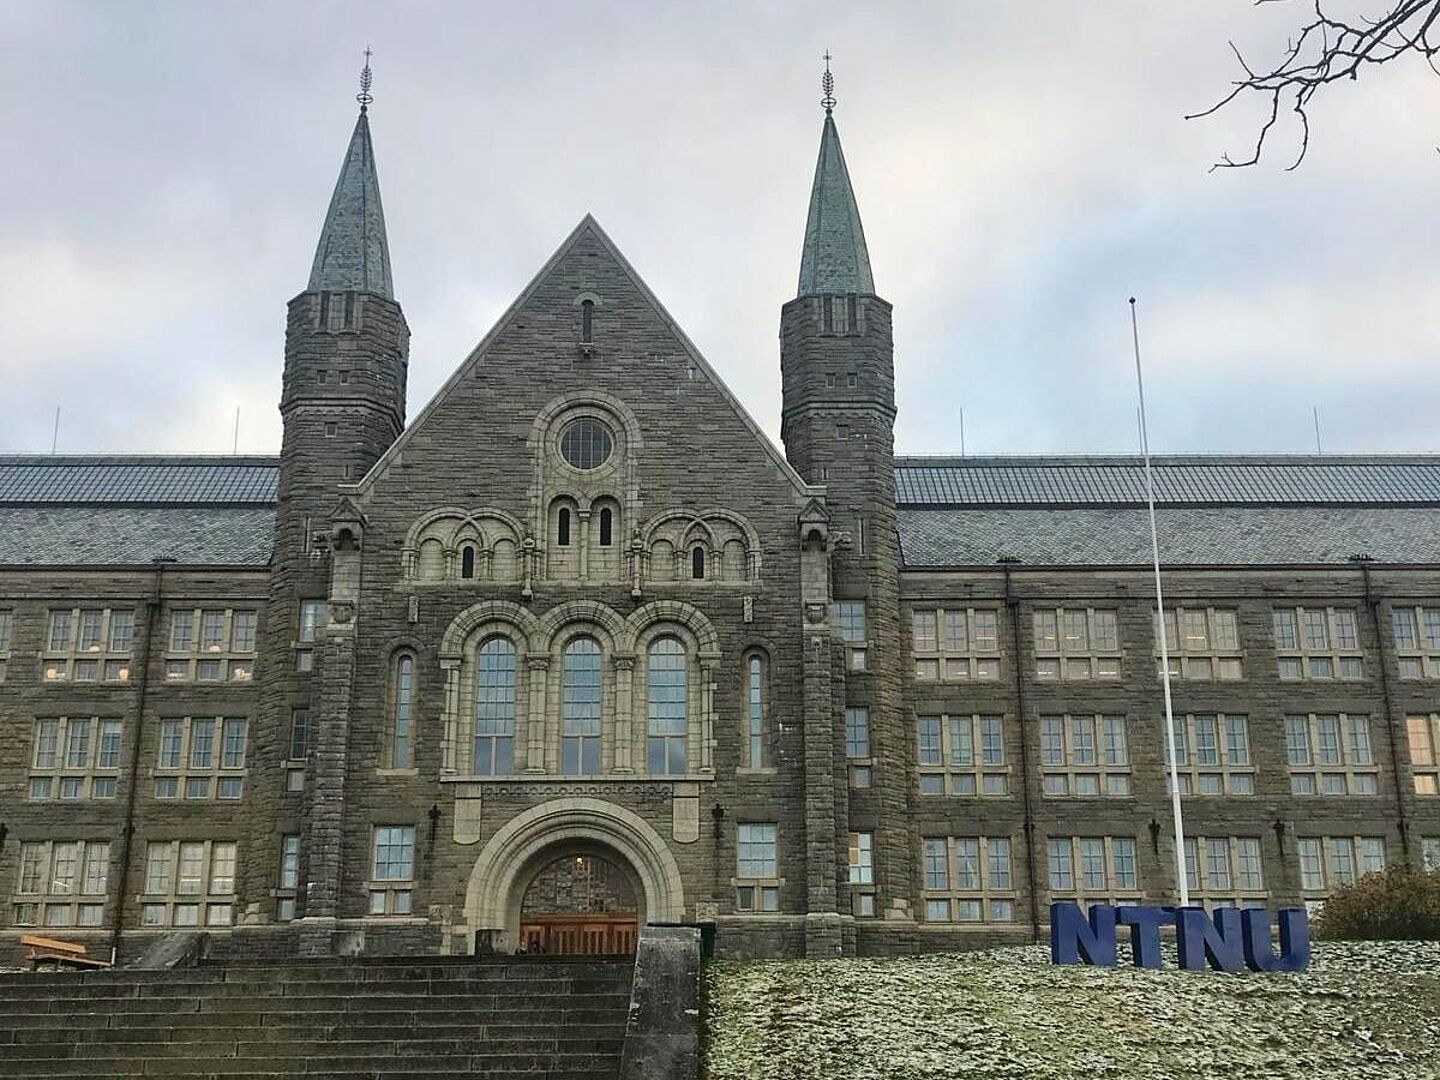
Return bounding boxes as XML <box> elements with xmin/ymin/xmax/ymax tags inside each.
<box><xmin>0</xmin><ymin>456</ymin><xmax>279</xmax><ymax>567</ymax></box>
<box><xmin>895</xmin><ymin>456</ymin><xmax>1440</xmax><ymax>508</ymax></box>
<box><xmin>0</xmin><ymin>456</ymin><xmax>279</xmax><ymax>505</ymax></box>
<box><xmin>5</xmin><ymin>454</ymin><xmax>1439</xmax><ymax>570</ymax></box>
<box><xmin>308</xmin><ymin>111</ymin><xmax>393</xmax><ymax>297</ymax></box>
<box><xmin>797</xmin><ymin>113</ymin><xmax>874</xmax><ymax>296</ymax></box>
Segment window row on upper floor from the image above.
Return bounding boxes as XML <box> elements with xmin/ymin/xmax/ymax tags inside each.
<box><xmin>0</xmin><ymin>604</ymin><xmax>260</xmax><ymax>685</ymax></box>
<box><xmin>897</xmin><ymin>601</ymin><xmax>1440</xmax><ymax>684</ymax></box>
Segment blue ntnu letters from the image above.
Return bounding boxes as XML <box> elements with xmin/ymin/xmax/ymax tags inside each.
<box><xmin>1051</xmin><ymin>903</ymin><xmax>1310</xmax><ymax>972</ymax></box>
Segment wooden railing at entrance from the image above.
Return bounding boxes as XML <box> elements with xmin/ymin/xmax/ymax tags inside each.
<box><xmin>519</xmin><ymin>914</ymin><xmax>638</xmax><ymax>956</ymax></box>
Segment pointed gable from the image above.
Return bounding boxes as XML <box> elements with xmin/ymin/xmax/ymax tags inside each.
<box><xmin>797</xmin><ymin>114</ymin><xmax>874</xmax><ymax>297</ymax></box>
<box><xmin>355</xmin><ymin>216</ymin><xmax>814</xmax><ymax>514</ymax></box>
<box><xmin>308</xmin><ymin>112</ymin><xmax>394</xmax><ymax>298</ymax></box>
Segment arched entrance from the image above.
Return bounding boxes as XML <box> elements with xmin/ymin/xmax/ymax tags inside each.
<box><xmin>520</xmin><ymin>850</ymin><xmax>639</xmax><ymax>955</ymax></box>
<box><xmin>464</xmin><ymin>798</ymin><xmax>685</xmax><ymax>954</ymax></box>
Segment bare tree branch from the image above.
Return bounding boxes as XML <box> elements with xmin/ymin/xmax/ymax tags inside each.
<box><xmin>1188</xmin><ymin>0</ymin><xmax>1440</xmax><ymax>168</ymax></box>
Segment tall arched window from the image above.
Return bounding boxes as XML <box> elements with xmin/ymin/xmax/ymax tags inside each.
<box><xmin>691</xmin><ymin>546</ymin><xmax>706</xmax><ymax>580</ymax></box>
<box><xmin>562</xmin><ymin>637</ymin><xmax>602</xmax><ymax>775</ymax></box>
<box><xmin>558</xmin><ymin>508</ymin><xmax>571</xmax><ymax>547</ymax></box>
<box><xmin>581</xmin><ymin>298</ymin><xmax>595</xmax><ymax>344</ymax></box>
<box><xmin>460</xmin><ymin>545</ymin><xmax>476</xmax><ymax>579</ymax></box>
<box><xmin>647</xmin><ymin>637</ymin><xmax>688</xmax><ymax>775</ymax></box>
<box><xmin>389</xmin><ymin>654</ymin><xmax>415</xmax><ymax>768</ymax></box>
<box><xmin>474</xmin><ymin>638</ymin><xmax>515</xmax><ymax>775</ymax></box>
<box><xmin>747</xmin><ymin>653</ymin><xmax>766</xmax><ymax>769</ymax></box>
<box><xmin>599</xmin><ymin>507</ymin><xmax>613</xmax><ymax>547</ymax></box>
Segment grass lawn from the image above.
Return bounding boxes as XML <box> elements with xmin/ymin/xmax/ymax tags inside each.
<box><xmin>705</xmin><ymin>942</ymin><xmax>1440</xmax><ymax>1079</ymax></box>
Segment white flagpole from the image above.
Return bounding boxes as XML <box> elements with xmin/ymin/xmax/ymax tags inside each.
<box><xmin>1130</xmin><ymin>297</ymin><xmax>1189</xmax><ymax>908</ymax></box>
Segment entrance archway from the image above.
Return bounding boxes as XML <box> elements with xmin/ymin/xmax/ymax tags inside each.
<box><xmin>520</xmin><ymin>850</ymin><xmax>639</xmax><ymax>955</ymax></box>
<box><xmin>464</xmin><ymin>798</ymin><xmax>686</xmax><ymax>954</ymax></box>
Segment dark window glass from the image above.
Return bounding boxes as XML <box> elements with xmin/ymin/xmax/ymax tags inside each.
<box><xmin>558</xmin><ymin>508</ymin><xmax>571</xmax><ymax>547</ymax></box>
<box><xmin>559</xmin><ymin>420</ymin><xmax>613</xmax><ymax>470</ymax></box>
<box><xmin>692</xmin><ymin>547</ymin><xmax>705</xmax><ymax>580</ymax></box>
<box><xmin>581</xmin><ymin>299</ymin><xmax>594</xmax><ymax>343</ymax></box>
<box><xmin>599</xmin><ymin>508</ymin><xmax>613</xmax><ymax>547</ymax></box>
<box><xmin>460</xmin><ymin>546</ymin><xmax>476</xmax><ymax>579</ymax></box>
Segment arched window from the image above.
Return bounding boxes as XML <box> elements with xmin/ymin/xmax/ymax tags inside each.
<box><xmin>562</xmin><ymin>637</ymin><xmax>602</xmax><ymax>775</ymax></box>
<box><xmin>473</xmin><ymin>638</ymin><xmax>515</xmax><ymax>775</ymax></box>
<box><xmin>647</xmin><ymin>637</ymin><xmax>688</xmax><ymax>775</ymax></box>
<box><xmin>558</xmin><ymin>508</ymin><xmax>571</xmax><ymax>547</ymax></box>
<box><xmin>691</xmin><ymin>546</ymin><xmax>705</xmax><ymax>580</ymax></box>
<box><xmin>460</xmin><ymin>545</ymin><xmax>476</xmax><ymax>579</ymax></box>
<box><xmin>581</xmin><ymin>298</ymin><xmax>595</xmax><ymax>344</ymax></box>
<box><xmin>747</xmin><ymin>653</ymin><xmax>766</xmax><ymax>769</ymax></box>
<box><xmin>389</xmin><ymin>654</ymin><xmax>415</xmax><ymax>768</ymax></box>
<box><xmin>599</xmin><ymin>507</ymin><xmax>613</xmax><ymax>547</ymax></box>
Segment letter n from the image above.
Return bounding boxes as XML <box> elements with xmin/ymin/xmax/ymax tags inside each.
<box><xmin>1176</xmin><ymin>906</ymin><xmax>1245</xmax><ymax>972</ymax></box>
<box><xmin>1050</xmin><ymin>902</ymin><xmax>1117</xmax><ymax>966</ymax></box>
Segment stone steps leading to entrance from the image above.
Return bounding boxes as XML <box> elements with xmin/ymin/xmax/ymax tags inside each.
<box><xmin>0</xmin><ymin>956</ymin><xmax>634</xmax><ymax>1079</ymax></box>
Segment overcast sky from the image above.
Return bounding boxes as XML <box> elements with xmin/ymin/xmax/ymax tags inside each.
<box><xmin>2</xmin><ymin>1</ymin><xmax>1437</xmax><ymax>458</ymax></box>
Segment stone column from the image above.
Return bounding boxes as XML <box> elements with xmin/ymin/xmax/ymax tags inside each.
<box><xmin>613</xmin><ymin>654</ymin><xmax>636</xmax><ymax>772</ymax></box>
<box><xmin>524</xmin><ymin>655</ymin><xmax>549</xmax><ymax>772</ymax></box>
<box><xmin>578</xmin><ymin>510</ymin><xmax>591</xmax><ymax>580</ymax></box>
<box><xmin>698</xmin><ymin>654</ymin><xmax>718</xmax><ymax>774</ymax></box>
<box><xmin>440</xmin><ymin>658</ymin><xmax>462</xmax><ymax>774</ymax></box>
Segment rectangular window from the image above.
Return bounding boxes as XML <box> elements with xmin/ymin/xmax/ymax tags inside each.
<box><xmin>1033</xmin><ymin>608</ymin><xmax>1121</xmax><ymax>681</ymax></box>
<box><xmin>1047</xmin><ymin>836</ymin><xmax>1141</xmax><ymax>906</ymax></box>
<box><xmin>368</xmin><ymin>825</ymin><xmax>416</xmax><ymax>916</ymax></box>
<box><xmin>0</xmin><ymin>608</ymin><xmax>9</xmax><ymax>683</ymax></box>
<box><xmin>911</xmin><ymin>607</ymin><xmax>1003</xmax><ymax>682</ymax></box>
<box><xmin>41</xmin><ymin>607</ymin><xmax>134</xmax><ymax>683</ymax></box>
<box><xmin>276</xmin><ymin>835</ymin><xmax>301</xmax><ymax>921</ymax></box>
<box><xmin>920</xmin><ymin>835</ymin><xmax>1016</xmax><ymax>923</ymax></box>
<box><xmin>1393</xmin><ymin>606</ymin><xmax>1440</xmax><ymax>679</ymax></box>
<box><xmin>844</xmin><ymin>707</ymin><xmax>871</xmax><ymax>789</ymax></box>
<box><xmin>832</xmin><ymin>601</ymin><xmax>868</xmax><ymax>671</ymax></box>
<box><xmin>139</xmin><ymin>839</ymin><xmax>236</xmax><ymax>928</ymax></box>
<box><xmin>164</xmin><ymin>607</ymin><xmax>258</xmax><ymax>682</ymax></box>
<box><xmin>734</xmin><ymin>823</ymin><xmax>780</xmax><ymax>913</ymax></box>
<box><xmin>1039</xmin><ymin>715</ymin><xmax>1130</xmax><ymax>797</ymax></box>
<box><xmin>847</xmin><ymin>831</ymin><xmax>874</xmax><ymax>885</ymax></box>
<box><xmin>1296</xmin><ymin>835</ymin><xmax>1386</xmax><ymax>913</ymax></box>
<box><xmin>1165</xmin><ymin>713</ymin><xmax>1255</xmax><ymax>796</ymax></box>
<box><xmin>1156</xmin><ymin>607</ymin><xmax>1244</xmax><ymax>681</ymax></box>
<box><xmin>916</xmin><ymin>714</ymin><xmax>1009</xmax><ymax>797</ymax></box>
<box><xmin>154</xmin><ymin>717</ymin><xmax>249</xmax><ymax>801</ymax></box>
<box><xmin>28</xmin><ymin>717</ymin><xmax>122</xmax><ymax>801</ymax></box>
<box><xmin>289</xmin><ymin>708</ymin><xmax>311</xmax><ymax>762</ymax></box>
<box><xmin>1274</xmin><ymin>606</ymin><xmax>1364</xmax><ymax>681</ymax></box>
<box><xmin>1285</xmin><ymin>713</ymin><xmax>1379</xmax><ymax>796</ymax></box>
<box><xmin>1408</xmin><ymin>714</ymin><xmax>1440</xmax><ymax>795</ymax></box>
<box><xmin>296</xmin><ymin>599</ymin><xmax>325</xmax><ymax>670</ymax></box>
<box><xmin>1182</xmin><ymin>835</ymin><xmax>1268</xmax><ymax>908</ymax></box>
<box><xmin>12</xmin><ymin>840</ymin><xmax>110</xmax><ymax>929</ymax></box>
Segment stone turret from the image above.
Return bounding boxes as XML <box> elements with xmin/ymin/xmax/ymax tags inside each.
<box><xmin>781</xmin><ymin>75</ymin><xmax>909</xmax><ymax>943</ymax></box>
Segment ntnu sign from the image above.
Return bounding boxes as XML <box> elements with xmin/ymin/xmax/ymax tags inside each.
<box><xmin>1051</xmin><ymin>902</ymin><xmax>1310</xmax><ymax>972</ymax></box>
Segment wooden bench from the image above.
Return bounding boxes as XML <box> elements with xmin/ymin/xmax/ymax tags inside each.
<box><xmin>19</xmin><ymin>934</ymin><xmax>111</xmax><ymax>971</ymax></box>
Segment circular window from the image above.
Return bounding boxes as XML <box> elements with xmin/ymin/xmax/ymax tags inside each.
<box><xmin>559</xmin><ymin>419</ymin><xmax>614</xmax><ymax>470</ymax></box>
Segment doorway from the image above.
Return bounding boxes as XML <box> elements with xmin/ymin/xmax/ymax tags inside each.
<box><xmin>519</xmin><ymin>852</ymin><xmax>638</xmax><ymax>956</ymax></box>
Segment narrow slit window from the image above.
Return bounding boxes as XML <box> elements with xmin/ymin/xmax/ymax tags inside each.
<box><xmin>460</xmin><ymin>546</ymin><xmax>476</xmax><ymax>579</ymax></box>
<box><xmin>599</xmin><ymin>507</ymin><xmax>613</xmax><ymax>547</ymax></box>
<box><xmin>389</xmin><ymin>655</ymin><xmax>414</xmax><ymax>769</ymax></box>
<box><xmin>581</xmin><ymin>299</ymin><xmax>594</xmax><ymax>343</ymax></box>
<box><xmin>692</xmin><ymin>547</ymin><xmax>705</xmax><ymax>580</ymax></box>
<box><xmin>557</xmin><ymin>508</ymin><xmax>571</xmax><ymax>547</ymax></box>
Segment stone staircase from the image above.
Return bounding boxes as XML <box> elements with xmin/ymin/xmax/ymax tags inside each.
<box><xmin>0</xmin><ymin>954</ymin><xmax>633</xmax><ymax>1079</ymax></box>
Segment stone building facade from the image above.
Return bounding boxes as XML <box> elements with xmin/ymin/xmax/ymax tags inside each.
<box><xmin>2</xmin><ymin>89</ymin><xmax>1440</xmax><ymax>962</ymax></box>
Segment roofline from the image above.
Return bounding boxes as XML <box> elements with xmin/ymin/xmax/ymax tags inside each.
<box><xmin>0</xmin><ymin>454</ymin><xmax>281</xmax><ymax>466</ymax></box>
<box><xmin>895</xmin><ymin>453</ymin><xmax>1440</xmax><ymax>466</ymax></box>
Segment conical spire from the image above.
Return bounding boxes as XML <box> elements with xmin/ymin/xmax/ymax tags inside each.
<box><xmin>796</xmin><ymin>60</ymin><xmax>874</xmax><ymax>297</ymax></box>
<box><xmin>308</xmin><ymin>56</ymin><xmax>393</xmax><ymax>298</ymax></box>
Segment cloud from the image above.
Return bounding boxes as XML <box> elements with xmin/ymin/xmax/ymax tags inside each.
<box><xmin>1</xmin><ymin>0</ymin><xmax>1437</xmax><ymax>458</ymax></box>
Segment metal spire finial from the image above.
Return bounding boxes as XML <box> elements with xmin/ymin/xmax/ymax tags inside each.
<box><xmin>820</xmin><ymin>50</ymin><xmax>835</xmax><ymax>114</ymax></box>
<box><xmin>357</xmin><ymin>46</ymin><xmax>374</xmax><ymax>113</ymax></box>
